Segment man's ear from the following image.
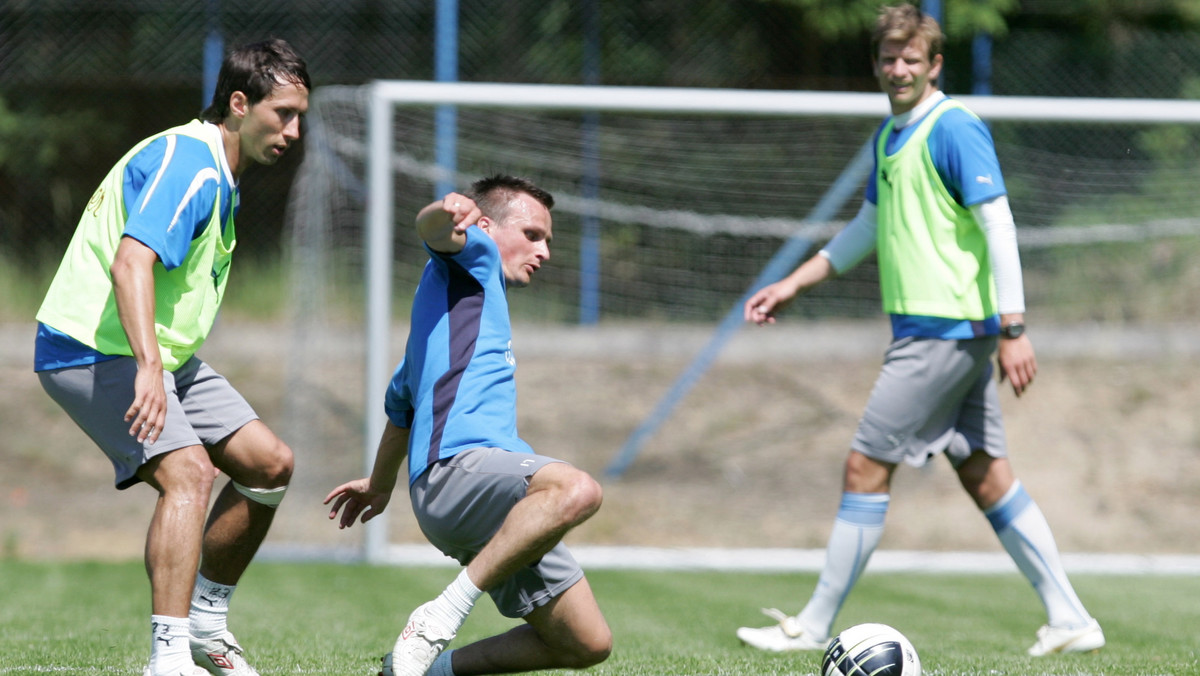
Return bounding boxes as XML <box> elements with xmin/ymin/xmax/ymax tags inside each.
<box><xmin>477</xmin><ymin>216</ymin><xmax>493</xmax><ymax>232</ymax></box>
<box><xmin>929</xmin><ymin>53</ymin><xmax>944</xmax><ymax>80</ymax></box>
<box><xmin>229</xmin><ymin>91</ymin><xmax>249</xmax><ymax>120</ymax></box>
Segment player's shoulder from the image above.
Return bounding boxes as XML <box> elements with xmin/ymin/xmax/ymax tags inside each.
<box><xmin>130</xmin><ymin>134</ymin><xmax>217</xmax><ymax>172</ymax></box>
<box><xmin>935</xmin><ymin>100</ymin><xmax>985</xmax><ymax>128</ymax></box>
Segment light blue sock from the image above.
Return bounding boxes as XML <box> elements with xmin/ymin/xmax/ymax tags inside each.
<box><xmin>987</xmin><ymin>481</ymin><xmax>1092</xmax><ymax>627</ymax></box>
<box><xmin>797</xmin><ymin>492</ymin><xmax>890</xmax><ymax>638</ymax></box>
<box><xmin>427</xmin><ymin>649</ymin><xmax>455</xmax><ymax>676</ymax></box>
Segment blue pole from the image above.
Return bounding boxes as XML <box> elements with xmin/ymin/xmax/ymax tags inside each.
<box><xmin>579</xmin><ymin>0</ymin><xmax>602</xmax><ymax>324</ymax></box>
<box><xmin>922</xmin><ymin>0</ymin><xmax>944</xmax><ymax>89</ymax></box>
<box><xmin>605</xmin><ymin>140</ymin><xmax>876</xmax><ymax>478</ymax></box>
<box><xmin>972</xmin><ymin>32</ymin><xmax>993</xmax><ymax>95</ymax></box>
<box><xmin>202</xmin><ymin>0</ymin><xmax>222</xmax><ymax>108</ymax></box>
<box><xmin>922</xmin><ymin>0</ymin><xmax>941</xmax><ymax>23</ymax></box>
<box><xmin>434</xmin><ymin>0</ymin><xmax>459</xmax><ymax>198</ymax></box>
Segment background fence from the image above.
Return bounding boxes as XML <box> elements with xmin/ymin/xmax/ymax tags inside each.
<box><xmin>3</xmin><ymin>0</ymin><xmax>1200</xmax><ymax>265</ymax></box>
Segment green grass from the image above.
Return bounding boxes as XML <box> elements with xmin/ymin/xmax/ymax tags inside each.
<box><xmin>1</xmin><ymin>560</ymin><xmax>1198</xmax><ymax>675</ymax></box>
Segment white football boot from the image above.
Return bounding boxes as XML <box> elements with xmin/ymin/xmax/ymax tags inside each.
<box><xmin>736</xmin><ymin>608</ymin><xmax>829</xmax><ymax>652</ymax></box>
<box><xmin>1027</xmin><ymin>618</ymin><xmax>1105</xmax><ymax>656</ymax></box>
<box><xmin>381</xmin><ymin>601</ymin><xmax>457</xmax><ymax>676</ymax></box>
<box><xmin>142</xmin><ymin>665</ymin><xmax>209</xmax><ymax>676</ymax></box>
<box><xmin>191</xmin><ymin>632</ymin><xmax>259</xmax><ymax>675</ymax></box>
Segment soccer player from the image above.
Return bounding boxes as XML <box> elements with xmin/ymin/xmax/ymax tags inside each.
<box><xmin>34</xmin><ymin>39</ymin><xmax>310</xmax><ymax>676</ymax></box>
<box><xmin>735</xmin><ymin>4</ymin><xmax>1105</xmax><ymax>657</ymax></box>
<box><xmin>325</xmin><ymin>175</ymin><xmax>612</xmax><ymax>676</ymax></box>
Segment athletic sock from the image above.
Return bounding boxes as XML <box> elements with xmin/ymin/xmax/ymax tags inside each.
<box><xmin>149</xmin><ymin>614</ymin><xmax>193</xmax><ymax>675</ymax></box>
<box><xmin>986</xmin><ymin>480</ymin><xmax>1092</xmax><ymax>627</ymax></box>
<box><xmin>797</xmin><ymin>492</ymin><xmax>890</xmax><ymax>638</ymax></box>
<box><xmin>427</xmin><ymin>649</ymin><xmax>456</xmax><ymax>676</ymax></box>
<box><xmin>190</xmin><ymin>573</ymin><xmax>235</xmax><ymax>639</ymax></box>
<box><xmin>427</xmin><ymin>569</ymin><xmax>483</xmax><ymax>630</ymax></box>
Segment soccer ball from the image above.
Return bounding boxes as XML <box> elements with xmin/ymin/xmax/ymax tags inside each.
<box><xmin>821</xmin><ymin>623</ymin><xmax>921</xmax><ymax>676</ymax></box>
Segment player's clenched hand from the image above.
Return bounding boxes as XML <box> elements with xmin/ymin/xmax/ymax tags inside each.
<box><xmin>125</xmin><ymin>365</ymin><xmax>167</xmax><ymax>443</ymax></box>
<box><xmin>324</xmin><ymin>478</ymin><xmax>393</xmax><ymax>529</ymax></box>
<box><xmin>744</xmin><ymin>283</ymin><xmax>795</xmax><ymax>326</ymax></box>
<box><xmin>441</xmin><ymin>192</ymin><xmax>482</xmax><ymax>234</ymax></box>
<box><xmin>997</xmin><ymin>334</ymin><xmax>1037</xmax><ymax>397</ymax></box>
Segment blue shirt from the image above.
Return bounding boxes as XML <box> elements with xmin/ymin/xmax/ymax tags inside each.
<box><xmin>35</xmin><ymin>127</ymin><xmax>236</xmax><ymax>370</ymax></box>
<box><xmin>865</xmin><ymin>100</ymin><xmax>1007</xmax><ymax>340</ymax></box>
<box><xmin>386</xmin><ymin>226</ymin><xmax>534</xmax><ymax>486</ymax></box>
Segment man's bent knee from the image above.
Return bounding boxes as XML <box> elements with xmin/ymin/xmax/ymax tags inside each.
<box><xmin>142</xmin><ymin>446</ymin><xmax>216</xmax><ymax>498</ymax></box>
<box><xmin>549</xmin><ymin>467</ymin><xmax>603</xmax><ymax>526</ymax></box>
<box><xmin>574</xmin><ymin>629</ymin><xmax>613</xmax><ymax>668</ymax></box>
<box><xmin>546</xmin><ymin>627</ymin><xmax>611</xmax><ymax>669</ymax></box>
<box><xmin>216</xmin><ymin>422</ymin><xmax>294</xmax><ymax>488</ymax></box>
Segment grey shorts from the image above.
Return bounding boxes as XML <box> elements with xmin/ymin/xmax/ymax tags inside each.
<box><xmin>410</xmin><ymin>447</ymin><xmax>584</xmax><ymax>619</ymax></box>
<box><xmin>852</xmin><ymin>336</ymin><xmax>1007</xmax><ymax>468</ymax></box>
<box><xmin>38</xmin><ymin>356</ymin><xmax>259</xmax><ymax>489</ymax></box>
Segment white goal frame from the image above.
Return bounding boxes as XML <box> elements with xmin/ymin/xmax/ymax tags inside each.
<box><xmin>361</xmin><ymin>81</ymin><xmax>1200</xmax><ymax>563</ymax></box>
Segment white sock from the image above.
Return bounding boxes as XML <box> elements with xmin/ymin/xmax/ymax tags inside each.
<box><xmin>986</xmin><ymin>481</ymin><xmax>1092</xmax><ymax>627</ymax></box>
<box><xmin>427</xmin><ymin>649</ymin><xmax>456</xmax><ymax>676</ymax></box>
<box><xmin>798</xmin><ymin>492</ymin><xmax>889</xmax><ymax>638</ymax></box>
<box><xmin>190</xmin><ymin>573</ymin><xmax>235</xmax><ymax>639</ymax></box>
<box><xmin>428</xmin><ymin>570</ymin><xmax>483</xmax><ymax>630</ymax></box>
<box><xmin>150</xmin><ymin>614</ymin><xmax>193</xmax><ymax>675</ymax></box>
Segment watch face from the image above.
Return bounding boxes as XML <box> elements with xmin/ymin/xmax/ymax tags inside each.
<box><xmin>1002</xmin><ymin>323</ymin><xmax>1025</xmax><ymax>339</ymax></box>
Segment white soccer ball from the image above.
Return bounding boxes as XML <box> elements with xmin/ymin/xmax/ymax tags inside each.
<box><xmin>821</xmin><ymin>622</ymin><xmax>921</xmax><ymax>676</ymax></box>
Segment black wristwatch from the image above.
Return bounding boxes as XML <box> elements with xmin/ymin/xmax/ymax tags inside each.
<box><xmin>1000</xmin><ymin>322</ymin><xmax>1026</xmax><ymax>339</ymax></box>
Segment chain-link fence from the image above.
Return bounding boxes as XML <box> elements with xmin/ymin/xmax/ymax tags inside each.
<box><xmin>3</xmin><ymin>0</ymin><xmax>1199</xmax><ymax>267</ymax></box>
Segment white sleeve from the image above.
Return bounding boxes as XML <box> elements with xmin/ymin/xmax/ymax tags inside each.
<box><xmin>971</xmin><ymin>194</ymin><xmax>1026</xmax><ymax>314</ymax></box>
<box><xmin>818</xmin><ymin>201</ymin><xmax>877</xmax><ymax>274</ymax></box>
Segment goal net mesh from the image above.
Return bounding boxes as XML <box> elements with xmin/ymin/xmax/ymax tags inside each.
<box><xmin>272</xmin><ymin>83</ymin><xmax>1200</xmax><ymax>556</ymax></box>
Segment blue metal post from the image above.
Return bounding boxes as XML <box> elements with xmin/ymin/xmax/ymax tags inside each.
<box><xmin>973</xmin><ymin>32</ymin><xmax>993</xmax><ymax>95</ymax></box>
<box><xmin>579</xmin><ymin>0</ymin><xmax>602</xmax><ymax>324</ymax></box>
<box><xmin>202</xmin><ymin>0</ymin><xmax>222</xmax><ymax>107</ymax></box>
<box><xmin>434</xmin><ymin>0</ymin><xmax>459</xmax><ymax>198</ymax></box>
<box><xmin>923</xmin><ymin>0</ymin><xmax>944</xmax><ymax>89</ymax></box>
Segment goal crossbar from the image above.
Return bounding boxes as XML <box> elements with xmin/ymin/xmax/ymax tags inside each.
<box><xmin>370</xmin><ymin>80</ymin><xmax>1200</xmax><ymax>123</ymax></box>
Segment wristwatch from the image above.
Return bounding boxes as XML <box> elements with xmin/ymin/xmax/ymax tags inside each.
<box><xmin>1000</xmin><ymin>322</ymin><xmax>1026</xmax><ymax>339</ymax></box>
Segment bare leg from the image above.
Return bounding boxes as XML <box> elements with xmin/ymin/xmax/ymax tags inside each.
<box><xmin>449</xmin><ymin>577</ymin><xmax>612</xmax><ymax>675</ymax></box>
<box><xmin>464</xmin><ymin>462</ymin><xmax>602</xmax><ymax>592</ymax></box>
<box><xmin>198</xmin><ymin>420</ymin><xmax>293</xmax><ymax>584</ymax></box>
<box><xmin>954</xmin><ymin>451</ymin><xmax>1014</xmax><ymax>509</ymax></box>
<box><xmin>138</xmin><ymin>445</ymin><xmax>217</xmax><ymax>616</ymax></box>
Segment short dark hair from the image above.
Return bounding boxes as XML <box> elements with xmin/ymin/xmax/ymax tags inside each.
<box><xmin>467</xmin><ymin>174</ymin><xmax>555</xmax><ymax>223</ymax></box>
<box><xmin>871</xmin><ymin>4</ymin><xmax>944</xmax><ymax>62</ymax></box>
<box><xmin>200</xmin><ymin>38</ymin><xmax>310</xmax><ymax>123</ymax></box>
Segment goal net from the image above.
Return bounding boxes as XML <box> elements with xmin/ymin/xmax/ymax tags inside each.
<box><xmin>275</xmin><ymin>82</ymin><xmax>1200</xmax><ymax>563</ymax></box>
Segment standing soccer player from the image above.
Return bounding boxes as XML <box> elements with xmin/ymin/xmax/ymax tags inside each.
<box><xmin>34</xmin><ymin>39</ymin><xmax>310</xmax><ymax>676</ymax></box>
<box><xmin>325</xmin><ymin>175</ymin><xmax>612</xmax><ymax>676</ymax></box>
<box><xmin>735</xmin><ymin>4</ymin><xmax>1105</xmax><ymax>657</ymax></box>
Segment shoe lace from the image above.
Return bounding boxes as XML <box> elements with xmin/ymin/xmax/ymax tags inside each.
<box><xmin>760</xmin><ymin>607</ymin><xmax>790</xmax><ymax>624</ymax></box>
<box><xmin>759</xmin><ymin>607</ymin><xmax>807</xmax><ymax>638</ymax></box>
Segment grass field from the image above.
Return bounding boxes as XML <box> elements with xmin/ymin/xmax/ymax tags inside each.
<box><xmin>2</xmin><ymin>560</ymin><xmax>1198</xmax><ymax>675</ymax></box>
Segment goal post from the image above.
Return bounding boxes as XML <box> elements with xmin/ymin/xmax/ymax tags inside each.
<box><xmin>282</xmin><ymin>80</ymin><xmax>1200</xmax><ymax>564</ymax></box>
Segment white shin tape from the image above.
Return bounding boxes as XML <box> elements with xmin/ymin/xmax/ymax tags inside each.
<box><xmin>232</xmin><ymin>481</ymin><xmax>288</xmax><ymax>507</ymax></box>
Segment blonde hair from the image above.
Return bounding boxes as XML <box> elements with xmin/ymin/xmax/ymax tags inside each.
<box><xmin>871</xmin><ymin>4</ymin><xmax>944</xmax><ymax>61</ymax></box>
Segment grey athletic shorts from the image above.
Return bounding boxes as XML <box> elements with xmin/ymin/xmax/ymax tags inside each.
<box><xmin>38</xmin><ymin>356</ymin><xmax>258</xmax><ymax>489</ymax></box>
<box><xmin>410</xmin><ymin>447</ymin><xmax>584</xmax><ymax>619</ymax></box>
<box><xmin>852</xmin><ymin>336</ymin><xmax>1007</xmax><ymax>469</ymax></box>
